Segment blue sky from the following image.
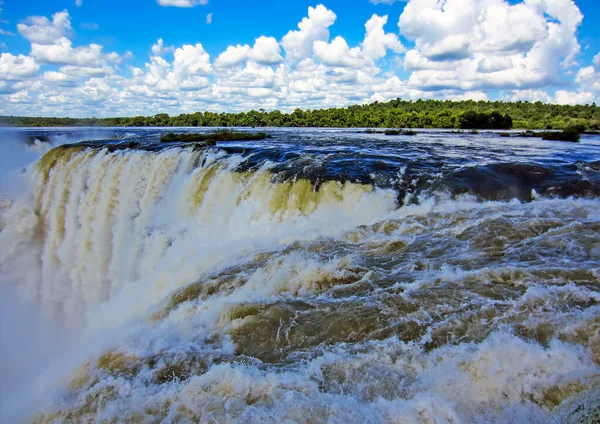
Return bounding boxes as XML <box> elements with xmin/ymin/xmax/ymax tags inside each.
<box><xmin>0</xmin><ymin>0</ymin><xmax>598</xmax><ymax>117</ymax></box>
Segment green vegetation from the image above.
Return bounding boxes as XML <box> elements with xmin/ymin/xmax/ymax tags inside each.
<box><xmin>540</xmin><ymin>127</ymin><xmax>582</xmax><ymax>142</ymax></box>
<box><xmin>1</xmin><ymin>99</ymin><xmax>598</xmax><ymax>129</ymax></box>
<box><xmin>459</xmin><ymin>110</ymin><xmax>512</xmax><ymax>129</ymax></box>
<box><xmin>384</xmin><ymin>129</ymin><xmax>418</xmax><ymax>135</ymax></box>
<box><xmin>160</xmin><ymin>130</ymin><xmax>270</xmax><ymax>144</ymax></box>
<box><xmin>540</xmin><ymin>125</ymin><xmax>585</xmax><ymax>143</ymax></box>
<box><xmin>514</xmin><ymin>126</ymin><xmax>585</xmax><ymax>142</ymax></box>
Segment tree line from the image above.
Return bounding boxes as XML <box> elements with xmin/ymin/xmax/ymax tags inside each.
<box><xmin>1</xmin><ymin>99</ymin><xmax>598</xmax><ymax>129</ymax></box>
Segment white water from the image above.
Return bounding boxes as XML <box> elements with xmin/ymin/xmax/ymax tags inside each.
<box><xmin>10</xmin><ymin>146</ymin><xmax>394</xmax><ymax>317</ymax></box>
<box><xmin>0</xmin><ymin>142</ymin><xmax>598</xmax><ymax>423</ymax></box>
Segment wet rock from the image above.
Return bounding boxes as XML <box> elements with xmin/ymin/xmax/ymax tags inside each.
<box><xmin>24</xmin><ymin>135</ymin><xmax>51</xmax><ymax>145</ymax></box>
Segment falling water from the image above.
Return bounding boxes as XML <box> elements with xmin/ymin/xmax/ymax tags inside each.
<box><xmin>0</xmin><ymin>128</ymin><xmax>599</xmax><ymax>423</ymax></box>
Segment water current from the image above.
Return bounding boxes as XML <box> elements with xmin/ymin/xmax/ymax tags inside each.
<box><xmin>0</xmin><ymin>127</ymin><xmax>599</xmax><ymax>423</ymax></box>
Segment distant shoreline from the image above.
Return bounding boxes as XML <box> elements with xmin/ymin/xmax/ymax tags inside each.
<box><xmin>1</xmin><ymin>99</ymin><xmax>598</xmax><ymax>130</ymax></box>
<box><xmin>3</xmin><ymin>126</ymin><xmax>600</xmax><ymax>135</ymax></box>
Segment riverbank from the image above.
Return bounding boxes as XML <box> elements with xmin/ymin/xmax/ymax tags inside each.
<box><xmin>1</xmin><ymin>99</ymin><xmax>598</xmax><ymax>130</ymax></box>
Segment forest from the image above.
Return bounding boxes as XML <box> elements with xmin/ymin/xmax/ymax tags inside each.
<box><xmin>1</xmin><ymin>98</ymin><xmax>598</xmax><ymax>130</ymax></box>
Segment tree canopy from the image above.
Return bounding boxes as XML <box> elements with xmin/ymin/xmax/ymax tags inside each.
<box><xmin>1</xmin><ymin>99</ymin><xmax>598</xmax><ymax>130</ymax></box>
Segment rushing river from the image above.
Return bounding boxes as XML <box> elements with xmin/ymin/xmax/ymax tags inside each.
<box><xmin>0</xmin><ymin>127</ymin><xmax>599</xmax><ymax>423</ymax></box>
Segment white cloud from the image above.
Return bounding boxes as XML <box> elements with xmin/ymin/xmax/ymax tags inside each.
<box><xmin>575</xmin><ymin>66</ymin><xmax>596</xmax><ymax>85</ymax></box>
<box><xmin>0</xmin><ymin>53</ymin><xmax>39</xmax><ymax>80</ymax></box>
<box><xmin>476</xmin><ymin>57</ymin><xmax>513</xmax><ymax>73</ymax></box>
<box><xmin>362</xmin><ymin>14</ymin><xmax>404</xmax><ymax>60</ymax></box>
<box><xmin>30</xmin><ymin>37</ymin><xmax>117</xmax><ymax>68</ymax></box>
<box><xmin>553</xmin><ymin>90</ymin><xmax>595</xmax><ymax>105</ymax></box>
<box><xmin>501</xmin><ymin>90</ymin><xmax>552</xmax><ymax>103</ymax></box>
<box><xmin>43</xmin><ymin>70</ymin><xmax>79</xmax><ymax>87</ymax></box>
<box><xmin>215</xmin><ymin>62</ymin><xmax>284</xmax><ymax>97</ymax></box>
<box><xmin>593</xmin><ymin>52</ymin><xmax>600</xmax><ymax>69</ymax></box>
<box><xmin>215</xmin><ymin>44</ymin><xmax>250</xmax><ymax>67</ymax></box>
<box><xmin>125</xmin><ymin>43</ymin><xmax>212</xmax><ymax>96</ymax></box>
<box><xmin>17</xmin><ymin>10</ymin><xmax>71</xmax><ymax>45</ymax></box>
<box><xmin>206</xmin><ymin>13</ymin><xmax>213</xmax><ymax>24</ymax></box>
<box><xmin>574</xmin><ymin>66</ymin><xmax>600</xmax><ymax>95</ymax></box>
<box><xmin>314</xmin><ymin>37</ymin><xmax>367</xmax><ymax>68</ymax></box>
<box><xmin>398</xmin><ymin>0</ymin><xmax>584</xmax><ymax>92</ymax></box>
<box><xmin>151</xmin><ymin>38</ymin><xmax>174</xmax><ymax>56</ymax></box>
<box><xmin>281</xmin><ymin>5</ymin><xmax>336</xmax><ymax>62</ymax></box>
<box><xmin>249</xmin><ymin>37</ymin><xmax>283</xmax><ymax>64</ymax></box>
<box><xmin>75</xmin><ymin>0</ymin><xmax>83</xmax><ymax>6</ymax></box>
<box><xmin>172</xmin><ymin>43</ymin><xmax>211</xmax><ymax>76</ymax></box>
<box><xmin>398</xmin><ymin>0</ymin><xmax>555</xmax><ymax>60</ymax></box>
<box><xmin>156</xmin><ymin>0</ymin><xmax>208</xmax><ymax>7</ymax></box>
<box><xmin>0</xmin><ymin>28</ymin><xmax>13</xmax><ymax>35</ymax></box>
<box><xmin>16</xmin><ymin>9</ymin><xmax>122</xmax><ymax>81</ymax></box>
<box><xmin>215</xmin><ymin>36</ymin><xmax>282</xmax><ymax>67</ymax></box>
<box><xmin>1</xmin><ymin>2</ymin><xmax>597</xmax><ymax>117</ymax></box>
<box><xmin>61</xmin><ymin>65</ymin><xmax>115</xmax><ymax>77</ymax></box>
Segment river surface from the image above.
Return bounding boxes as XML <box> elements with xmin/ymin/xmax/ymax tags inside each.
<box><xmin>0</xmin><ymin>127</ymin><xmax>599</xmax><ymax>423</ymax></box>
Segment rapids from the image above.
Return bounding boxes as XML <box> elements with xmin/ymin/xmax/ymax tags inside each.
<box><xmin>0</xmin><ymin>127</ymin><xmax>599</xmax><ymax>423</ymax></box>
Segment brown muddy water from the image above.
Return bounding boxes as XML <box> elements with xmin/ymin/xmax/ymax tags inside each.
<box><xmin>0</xmin><ymin>127</ymin><xmax>599</xmax><ymax>423</ymax></box>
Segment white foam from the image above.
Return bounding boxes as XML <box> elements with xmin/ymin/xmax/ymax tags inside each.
<box><xmin>1</xmin><ymin>144</ymin><xmax>599</xmax><ymax>423</ymax></box>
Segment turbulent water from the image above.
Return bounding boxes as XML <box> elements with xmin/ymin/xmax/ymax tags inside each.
<box><xmin>0</xmin><ymin>127</ymin><xmax>599</xmax><ymax>423</ymax></box>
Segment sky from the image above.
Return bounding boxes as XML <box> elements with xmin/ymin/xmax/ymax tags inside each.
<box><xmin>0</xmin><ymin>0</ymin><xmax>599</xmax><ymax>117</ymax></box>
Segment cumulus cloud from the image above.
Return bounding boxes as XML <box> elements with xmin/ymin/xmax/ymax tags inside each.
<box><xmin>215</xmin><ymin>44</ymin><xmax>250</xmax><ymax>67</ymax></box>
<box><xmin>282</xmin><ymin>5</ymin><xmax>337</xmax><ymax>62</ymax></box>
<box><xmin>30</xmin><ymin>37</ymin><xmax>119</xmax><ymax>69</ymax></box>
<box><xmin>593</xmin><ymin>52</ymin><xmax>600</xmax><ymax>69</ymax></box>
<box><xmin>362</xmin><ymin>14</ymin><xmax>404</xmax><ymax>60</ymax></box>
<box><xmin>157</xmin><ymin>0</ymin><xmax>208</xmax><ymax>7</ymax></box>
<box><xmin>573</xmin><ymin>66</ymin><xmax>600</xmax><ymax>97</ymax></box>
<box><xmin>501</xmin><ymin>89</ymin><xmax>553</xmax><ymax>103</ymax></box>
<box><xmin>126</xmin><ymin>42</ymin><xmax>212</xmax><ymax>97</ymax></box>
<box><xmin>249</xmin><ymin>37</ymin><xmax>283</xmax><ymax>64</ymax></box>
<box><xmin>0</xmin><ymin>2</ymin><xmax>597</xmax><ymax>117</ymax></box>
<box><xmin>215</xmin><ymin>36</ymin><xmax>283</xmax><ymax>67</ymax></box>
<box><xmin>17</xmin><ymin>10</ymin><xmax>72</xmax><ymax>44</ymax></box>
<box><xmin>2</xmin><ymin>9</ymin><xmax>123</xmax><ymax>100</ymax></box>
<box><xmin>476</xmin><ymin>57</ymin><xmax>513</xmax><ymax>73</ymax></box>
<box><xmin>553</xmin><ymin>90</ymin><xmax>595</xmax><ymax>105</ymax></box>
<box><xmin>398</xmin><ymin>0</ymin><xmax>584</xmax><ymax>92</ymax></box>
<box><xmin>0</xmin><ymin>53</ymin><xmax>39</xmax><ymax>80</ymax></box>
<box><xmin>399</xmin><ymin>0</ymin><xmax>553</xmax><ymax>59</ymax></box>
<box><xmin>75</xmin><ymin>0</ymin><xmax>83</xmax><ymax>6</ymax></box>
<box><xmin>314</xmin><ymin>37</ymin><xmax>368</xmax><ymax>68</ymax></box>
<box><xmin>503</xmin><ymin>63</ymin><xmax>599</xmax><ymax>106</ymax></box>
<box><xmin>151</xmin><ymin>38</ymin><xmax>174</xmax><ymax>56</ymax></box>
<box><xmin>172</xmin><ymin>44</ymin><xmax>211</xmax><ymax>76</ymax></box>
<box><xmin>19</xmin><ymin>10</ymin><xmax>121</xmax><ymax>71</ymax></box>
<box><xmin>206</xmin><ymin>13</ymin><xmax>213</xmax><ymax>24</ymax></box>
<box><xmin>43</xmin><ymin>70</ymin><xmax>79</xmax><ymax>87</ymax></box>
